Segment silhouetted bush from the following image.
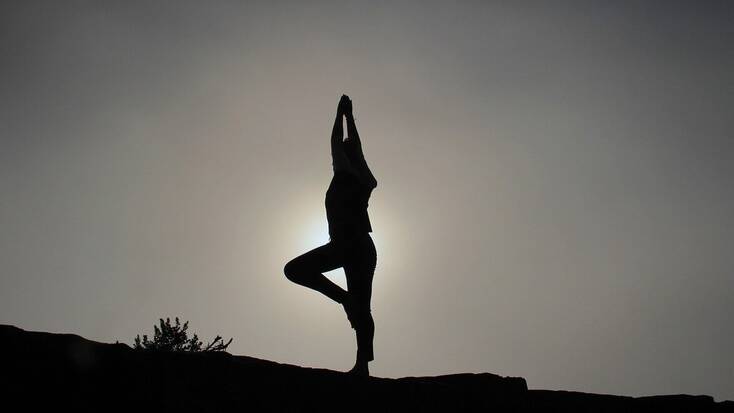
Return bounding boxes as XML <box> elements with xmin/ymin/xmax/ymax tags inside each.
<box><xmin>133</xmin><ymin>317</ymin><xmax>232</xmax><ymax>352</ymax></box>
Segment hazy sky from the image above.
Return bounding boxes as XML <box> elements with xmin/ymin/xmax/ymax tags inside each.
<box><xmin>1</xmin><ymin>0</ymin><xmax>733</xmax><ymax>401</ymax></box>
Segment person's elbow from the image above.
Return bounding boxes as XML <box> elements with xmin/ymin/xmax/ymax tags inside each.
<box><xmin>368</xmin><ymin>176</ymin><xmax>377</xmax><ymax>189</ymax></box>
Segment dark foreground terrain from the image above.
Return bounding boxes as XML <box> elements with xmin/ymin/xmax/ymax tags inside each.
<box><xmin>1</xmin><ymin>325</ymin><xmax>730</xmax><ymax>412</ymax></box>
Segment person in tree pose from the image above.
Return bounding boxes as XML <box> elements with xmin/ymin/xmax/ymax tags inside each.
<box><xmin>284</xmin><ymin>94</ymin><xmax>378</xmax><ymax>376</ymax></box>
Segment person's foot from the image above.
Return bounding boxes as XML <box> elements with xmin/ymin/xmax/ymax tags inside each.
<box><xmin>341</xmin><ymin>294</ymin><xmax>357</xmax><ymax>329</ymax></box>
<box><xmin>347</xmin><ymin>361</ymin><xmax>369</xmax><ymax>377</ymax></box>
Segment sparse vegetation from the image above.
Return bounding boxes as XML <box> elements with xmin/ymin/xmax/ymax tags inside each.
<box><xmin>133</xmin><ymin>317</ymin><xmax>232</xmax><ymax>352</ymax></box>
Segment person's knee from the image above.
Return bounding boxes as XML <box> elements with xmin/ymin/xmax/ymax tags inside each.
<box><xmin>283</xmin><ymin>260</ymin><xmax>301</xmax><ymax>283</ymax></box>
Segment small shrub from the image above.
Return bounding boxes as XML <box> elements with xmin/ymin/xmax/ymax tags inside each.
<box><xmin>133</xmin><ymin>317</ymin><xmax>232</xmax><ymax>352</ymax></box>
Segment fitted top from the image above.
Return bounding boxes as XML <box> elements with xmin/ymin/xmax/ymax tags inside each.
<box><xmin>325</xmin><ymin>170</ymin><xmax>374</xmax><ymax>241</ymax></box>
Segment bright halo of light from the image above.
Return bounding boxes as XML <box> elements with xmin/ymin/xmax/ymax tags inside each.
<box><xmin>299</xmin><ymin>216</ymin><xmax>330</xmax><ymax>251</ymax></box>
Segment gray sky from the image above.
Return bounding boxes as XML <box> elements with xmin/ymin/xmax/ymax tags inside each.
<box><xmin>1</xmin><ymin>0</ymin><xmax>733</xmax><ymax>401</ymax></box>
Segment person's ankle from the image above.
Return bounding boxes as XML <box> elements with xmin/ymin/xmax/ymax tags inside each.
<box><xmin>348</xmin><ymin>360</ymin><xmax>369</xmax><ymax>377</ymax></box>
<box><xmin>341</xmin><ymin>296</ymin><xmax>357</xmax><ymax>328</ymax></box>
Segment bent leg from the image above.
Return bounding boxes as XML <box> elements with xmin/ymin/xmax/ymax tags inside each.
<box><xmin>284</xmin><ymin>242</ymin><xmax>347</xmax><ymax>304</ymax></box>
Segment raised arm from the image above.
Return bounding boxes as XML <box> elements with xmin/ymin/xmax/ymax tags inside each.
<box><xmin>344</xmin><ymin>98</ymin><xmax>377</xmax><ymax>189</ymax></box>
<box><xmin>331</xmin><ymin>97</ymin><xmax>353</xmax><ymax>173</ymax></box>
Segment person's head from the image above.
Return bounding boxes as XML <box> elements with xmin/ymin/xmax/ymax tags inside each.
<box><xmin>343</xmin><ymin>139</ymin><xmax>363</xmax><ymax>165</ymax></box>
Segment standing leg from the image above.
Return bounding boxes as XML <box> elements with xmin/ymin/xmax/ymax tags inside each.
<box><xmin>284</xmin><ymin>242</ymin><xmax>348</xmax><ymax>304</ymax></box>
<box><xmin>344</xmin><ymin>235</ymin><xmax>377</xmax><ymax>375</ymax></box>
<box><xmin>345</xmin><ymin>274</ymin><xmax>374</xmax><ymax>363</ymax></box>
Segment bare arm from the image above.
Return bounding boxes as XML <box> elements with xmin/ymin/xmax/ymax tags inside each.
<box><xmin>345</xmin><ymin>103</ymin><xmax>377</xmax><ymax>189</ymax></box>
<box><xmin>331</xmin><ymin>101</ymin><xmax>353</xmax><ymax>174</ymax></box>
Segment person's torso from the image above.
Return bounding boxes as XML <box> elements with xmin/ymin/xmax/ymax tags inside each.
<box><xmin>325</xmin><ymin>171</ymin><xmax>373</xmax><ymax>240</ymax></box>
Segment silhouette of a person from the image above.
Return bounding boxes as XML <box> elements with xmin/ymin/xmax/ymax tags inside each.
<box><xmin>284</xmin><ymin>95</ymin><xmax>378</xmax><ymax>376</ymax></box>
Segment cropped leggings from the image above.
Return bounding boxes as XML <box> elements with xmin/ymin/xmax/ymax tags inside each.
<box><xmin>284</xmin><ymin>233</ymin><xmax>377</xmax><ymax>362</ymax></box>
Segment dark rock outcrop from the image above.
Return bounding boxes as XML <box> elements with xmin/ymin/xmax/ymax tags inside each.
<box><xmin>0</xmin><ymin>325</ymin><xmax>730</xmax><ymax>412</ymax></box>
